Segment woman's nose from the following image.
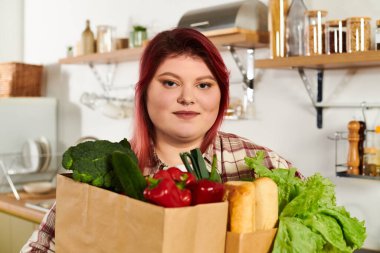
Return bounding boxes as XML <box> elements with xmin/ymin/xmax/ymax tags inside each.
<box><xmin>177</xmin><ymin>86</ymin><xmax>195</xmax><ymax>106</ymax></box>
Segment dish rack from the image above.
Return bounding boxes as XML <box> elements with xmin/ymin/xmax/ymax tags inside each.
<box><xmin>0</xmin><ymin>152</ymin><xmax>62</xmax><ymax>200</ymax></box>
<box><xmin>329</xmin><ymin>131</ymin><xmax>380</xmax><ymax>181</ymax></box>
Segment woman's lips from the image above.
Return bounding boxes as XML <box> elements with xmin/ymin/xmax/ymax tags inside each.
<box><xmin>173</xmin><ymin>111</ymin><xmax>200</xmax><ymax>119</ymax></box>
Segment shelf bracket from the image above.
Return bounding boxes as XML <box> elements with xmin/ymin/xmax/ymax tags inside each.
<box><xmin>88</xmin><ymin>62</ymin><xmax>117</xmax><ymax>95</ymax></box>
<box><xmin>298</xmin><ymin>68</ymin><xmax>324</xmax><ymax>129</ymax></box>
<box><xmin>228</xmin><ymin>46</ymin><xmax>254</xmax><ymax>90</ymax></box>
<box><xmin>228</xmin><ymin>46</ymin><xmax>255</xmax><ymax>118</ymax></box>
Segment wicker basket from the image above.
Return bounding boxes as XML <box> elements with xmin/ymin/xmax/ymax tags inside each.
<box><xmin>0</xmin><ymin>62</ymin><xmax>43</xmax><ymax>97</ymax></box>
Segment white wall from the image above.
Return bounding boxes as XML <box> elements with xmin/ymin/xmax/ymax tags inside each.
<box><xmin>23</xmin><ymin>0</ymin><xmax>380</xmax><ymax>250</ymax></box>
<box><xmin>0</xmin><ymin>0</ymin><xmax>23</xmax><ymax>61</ymax></box>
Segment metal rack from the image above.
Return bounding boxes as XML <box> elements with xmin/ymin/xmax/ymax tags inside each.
<box><xmin>329</xmin><ymin>131</ymin><xmax>380</xmax><ymax>181</ymax></box>
<box><xmin>0</xmin><ymin>152</ymin><xmax>61</xmax><ymax>200</ymax></box>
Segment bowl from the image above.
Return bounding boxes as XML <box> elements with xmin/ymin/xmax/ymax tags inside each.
<box><xmin>23</xmin><ymin>181</ymin><xmax>54</xmax><ymax>194</ymax></box>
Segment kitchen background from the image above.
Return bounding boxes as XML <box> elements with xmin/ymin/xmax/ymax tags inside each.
<box><xmin>1</xmin><ymin>0</ymin><xmax>380</xmax><ymax>250</ymax></box>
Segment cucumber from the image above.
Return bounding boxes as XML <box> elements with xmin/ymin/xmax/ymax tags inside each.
<box><xmin>111</xmin><ymin>151</ymin><xmax>146</xmax><ymax>201</ymax></box>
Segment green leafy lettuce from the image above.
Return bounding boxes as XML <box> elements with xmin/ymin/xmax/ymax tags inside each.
<box><xmin>244</xmin><ymin>151</ymin><xmax>366</xmax><ymax>252</ymax></box>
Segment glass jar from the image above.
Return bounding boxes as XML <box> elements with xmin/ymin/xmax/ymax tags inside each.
<box><xmin>129</xmin><ymin>25</ymin><xmax>148</xmax><ymax>48</ymax></box>
<box><xmin>269</xmin><ymin>0</ymin><xmax>289</xmax><ymax>58</ymax></box>
<box><xmin>325</xmin><ymin>20</ymin><xmax>347</xmax><ymax>54</ymax></box>
<box><xmin>376</xmin><ymin>20</ymin><xmax>380</xmax><ymax>51</ymax></box>
<box><xmin>96</xmin><ymin>25</ymin><xmax>116</xmax><ymax>53</ymax></box>
<box><xmin>346</xmin><ymin>17</ymin><xmax>371</xmax><ymax>53</ymax></box>
<box><xmin>363</xmin><ymin>147</ymin><xmax>377</xmax><ymax>176</ymax></box>
<box><xmin>305</xmin><ymin>10</ymin><xmax>328</xmax><ymax>55</ymax></box>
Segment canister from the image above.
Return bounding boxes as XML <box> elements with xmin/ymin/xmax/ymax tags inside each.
<box><xmin>305</xmin><ymin>10</ymin><xmax>328</xmax><ymax>55</ymax></box>
<box><xmin>346</xmin><ymin>17</ymin><xmax>371</xmax><ymax>53</ymax></box>
<box><xmin>96</xmin><ymin>25</ymin><xmax>116</xmax><ymax>53</ymax></box>
<box><xmin>325</xmin><ymin>19</ymin><xmax>347</xmax><ymax>54</ymax></box>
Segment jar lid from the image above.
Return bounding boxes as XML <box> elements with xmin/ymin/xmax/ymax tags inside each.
<box><xmin>346</xmin><ymin>17</ymin><xmax>372</xmax><ymax>22</ymax></box>
<box><xmin>305</xmin><ymin>10</ymin><xmax>328</xmax><ymax>17</ymax></box>
<box><xmin>326</xmin><ymin>19</ymin><xmax>347</xmax><ymax>27</ymax></box>
<box><xmin>364</xmin><ymin>147</ymin><xmax>377</xmax><ymax>154</ymax></box>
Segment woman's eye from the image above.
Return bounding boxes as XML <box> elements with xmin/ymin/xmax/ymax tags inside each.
<box><xmin>162</xmin><ymin>80</ymin><xmax>178</xmax><ymax>87</ymax></box>
<box><xmin>197</xmin><ymin>82</ymin><xmax>212</xmax><ymax>89</ymax></box>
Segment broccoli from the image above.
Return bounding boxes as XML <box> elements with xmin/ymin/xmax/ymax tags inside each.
<box><xmin>62</xmin><ymin>138</ymin><xmax>137</xmax><ymax>191</ymax></box>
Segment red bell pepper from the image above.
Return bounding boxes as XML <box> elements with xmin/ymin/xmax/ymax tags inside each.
<box><xmin>143</xmin><ymin>176</ymin><xmax>191</xmax><ymax>208</ymax></box>
<box><xmin>166</xmin><ymin>167</ymin><xmax>196</xmax><ymax>188</ymax></box>
<box><xmin>190</xmin><ymin>179</ymin><xmax>224</xmax><ymax>205</ymax></box>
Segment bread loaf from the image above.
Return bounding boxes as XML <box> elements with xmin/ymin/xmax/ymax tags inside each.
<box><xmin>224</xmin><ymin>181</ymin><xmax>256</xmax><ymax>233</ymax></box>
<box><xmin>254</xmin><ymin>177</ymin><xmax>278</xmax><ymax>230</ymax></box>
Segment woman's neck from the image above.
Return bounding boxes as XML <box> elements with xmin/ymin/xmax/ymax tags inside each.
<box><xmin>154</xmin><ymin>139</ymin><xmax>202</xmax><ymax>167</ymax></box>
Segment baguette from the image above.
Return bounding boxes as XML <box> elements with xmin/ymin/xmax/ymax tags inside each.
<box><xmin>254</xmin><ymin>177</ymin><xmax>278</xmax><ymax>230</ymax></box>
<box><xmin>224</xmin><ymin>181</ymin><xmax>256</xmax><ymax>233</ymax></box>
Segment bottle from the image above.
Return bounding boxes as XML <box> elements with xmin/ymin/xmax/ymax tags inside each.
<box><xmin>376</xmin><ymin>20</ymin><xmax>380</xmax><ymax>51</ymax></box>
<box><xmin>268</xmin><ymin>0</ymin><xmax>289</xmax><ymax>58</ymax></box>
<box><xmin>358</xmin><ymin>121</ymin><xmax>366</xmax><ymax>174</ymax></box>
<box><xmin>285</xmin><ymin>0</ymin><xmax>307</xmax><ymax>56</ymax></box>
<box><xmin>347</xmin><ymin>120</ymin><xmax>360</xmax><ymax>175</ymax></box>
<box><xmin>81</xmin><ymin>20</ymin><xmax>95</xmax><ymax>55</ymax></box>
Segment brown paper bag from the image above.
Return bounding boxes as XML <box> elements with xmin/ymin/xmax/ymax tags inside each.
<box><xmin>56</xmin><ymin>174</ymin><xmax>228</xmax><ymax>253</ymax></box>
<box><xmin>225</xmin><ymin>229</ymin><xmax>277</xmax><ymax>253</ymax></box>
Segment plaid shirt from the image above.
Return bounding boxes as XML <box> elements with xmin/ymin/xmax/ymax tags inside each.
<box><xmin>21</xmin><ymin>131</ymin><xmax>293</xmax><ymax>252</ymax></box>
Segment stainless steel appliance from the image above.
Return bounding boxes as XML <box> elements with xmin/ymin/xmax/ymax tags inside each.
<box><xmin>177</xmin><ymin>0</ymin><xmax>268</xmax><ymax>32</ymax></box>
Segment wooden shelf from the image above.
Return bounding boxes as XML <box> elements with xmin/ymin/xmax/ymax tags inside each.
<box><xmin>255</xmin><ymin>51</ymin><xmax>380</xmax><ymax>70</ymax></box>
<box><xmin>59</xmin><ymin>28</ymin><xmax>269</xmax><ymax>65</ymax></box>
<box><xmin>59</xmin><ymin>47</ymin><xmax>143</xmax><ymax>64</ymax></box>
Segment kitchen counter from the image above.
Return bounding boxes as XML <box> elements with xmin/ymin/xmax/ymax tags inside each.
<box><xmin>0</xmin><ymin>190</ymin><xmax>55</xmax><ymax>224</ymax></box>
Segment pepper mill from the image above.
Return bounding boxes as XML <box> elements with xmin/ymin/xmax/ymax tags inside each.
<box><xmin>347</xmin><ymin>120</ymin><xmax>360</xmax><ymax>175</ymax></box>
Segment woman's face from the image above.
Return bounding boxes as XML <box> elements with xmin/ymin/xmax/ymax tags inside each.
<box><xmin>146</xmin><ymin>54</ymin><xmax>221</xmax><ymax>146</ymax></box>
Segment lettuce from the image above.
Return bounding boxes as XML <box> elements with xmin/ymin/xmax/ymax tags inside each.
<box><xmin>245</xmin><ymin>151</ymin><xmax>366</xmax><ymax>252</ymax></box>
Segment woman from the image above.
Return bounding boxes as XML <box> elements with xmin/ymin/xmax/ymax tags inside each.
<box><xmin>21</xmin><ymin>28</ymin><xmax>292</xmax><ymax>252</ymax></box>
<box><xmin>131</xmin><ymin>27</ymin><xmax>291</xmax><ymax>180</ymax></box>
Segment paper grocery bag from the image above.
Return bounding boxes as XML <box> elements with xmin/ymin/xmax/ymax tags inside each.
<box><xmin>225</xmin><ymin>229</ymin><xmax>277</xmax><ymax>253</ymax></box>
<box><xmin>56</xmin><ymin>174</ymin><xmax>228</xmax><ymax>253</ymax></box>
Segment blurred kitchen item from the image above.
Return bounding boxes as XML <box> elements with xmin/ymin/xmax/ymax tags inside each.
<box><xmin>346</xmin><ymin>17</ymin><xmax>371</xmax><ymax>53</ymax></box>
<box><xmin>97</xmin><ymin>25</ymin><xmax>116</xmax><ymax>53</ymax></box>
<box><xmin>305</xmin><ymin>10</ymin><xmax>328</xmax><ymax>55</ymax></box>
<box><xmin>285</xmin><ymin>0</ymin><xmax>307</xmax><ymax>56</ymax></box>
<box><xmin>25</xmin><ymin>199</ymin><xmax>55</xmax><ymax>213</ymax></box>
<box><xmin>269</xmin><ymin>0</ymin><xmax>289</xmax><ymax>58</ymax></box>
<box><xmin>325</xmin><ymin>19</ymin><xmax>347</xmax><ymax>54</ymax></box>
<box><xmin>81</xmin><ymin>20</ymin><xmax>95</xmax><ymax>55</ymax></box>
<box><xmin>38</xmin><ymin>136</ymin><xmax>51</xmax><ymax>172</ymax></box>
<box><xmin>362</xmin><ymin>147</ymin><xmax>377</xmax><ymax>176</ymax></box>
<box><xmin>115</xmin><ymin>38</ymin><xmax>129</xmax><ymax>49</ymax></box>
<box><xmin>376</xmin><ymin>20</ymin><xmax>380</xmax><ymax>50</ymax></box>
<box><xmin>375</xmin><ymin>126</ymin><xmax>380</xmax><ymax>175</ymax></box>
<box><xmin>75</xmin><ymin>136</ymin><xmax>98</xmax><ymax>145</ymax></box>
<box><xmin>80</xmin><ymin>92</ymin><xmax>133</xmax><ymax>119</ymax></box>
<box><xmin>347</xmin><ymin>120</ymin><xmax>360</xmax><ymax>175</ymax></box>
<box><xmin>177</xmin><ymin>0</ymin><xmax>268</xmax><ymax>33</ymax></box>
<box><xmin>23</xmin><ymin>181</ymin><xmax>54</xmax><ymax>194</ymax></box>
<box><xmin>21</xmin><ymin>139</ymin><xmax>42</xmax><ymax>173</ymax></box>
<box><xmin>0</xmin><ymin>62</ymin><xmax>43</xmax><ymax>97</ymax></box>
<box><xmin>129</xmin><ymin>26</ymin><xmax>148</xmax><ymax>48</ymax></box>
<box><xmin>225</xmin><ymin>96</ymin><xmax>242</xmax><ymax>120</ymax></box>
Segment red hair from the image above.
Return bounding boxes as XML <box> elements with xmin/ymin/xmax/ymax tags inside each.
<box><xmin>131</xmin><ymin>28</ymin><xmax>229</xmax><ymax>170</ymax></box>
